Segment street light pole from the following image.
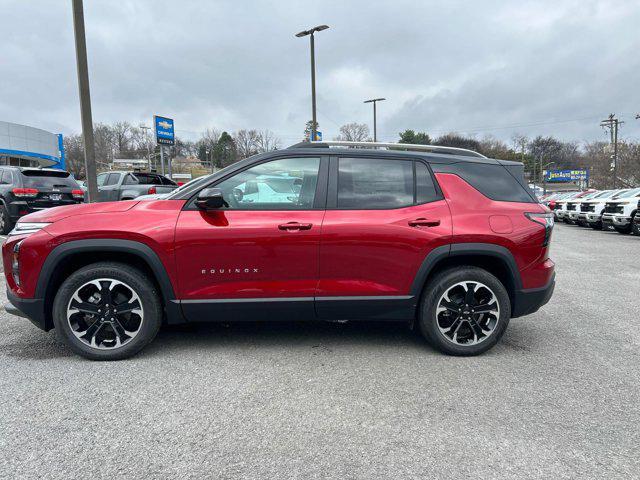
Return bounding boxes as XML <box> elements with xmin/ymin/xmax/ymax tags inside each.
<box><xmin>139</xmin><ymin>125</ymin><xmax>152</xmax><ymax>171</ymax></box>
<box><xmin>364</xmin><ymin>98</ymin><xmax>386</xmax><ymax>142</ymax></box>
<box><xmin>296</xmin><ymin>25</ymin><xmax>329</xmax><ymax>141</ymax></box>
<box><xmin>71</xmin><ymin>0</ymin><xmax>98</xmax><ymax>202</ymax></box>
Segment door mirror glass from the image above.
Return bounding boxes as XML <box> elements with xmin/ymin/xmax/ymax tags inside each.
<box><xmin>195</xmin><ymin>187</ymin><xmax>228</xmax><ymax>210</ymax></box>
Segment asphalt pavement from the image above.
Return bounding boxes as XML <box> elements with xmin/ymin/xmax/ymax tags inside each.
<box><xmin>1</xmin><ymin>225</ymin><xmax>639</xmax><ymax>479</ymax></box>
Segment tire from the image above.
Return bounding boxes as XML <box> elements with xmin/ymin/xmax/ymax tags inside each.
<box><xmin>52</xmin><ymin>262</ymin><xmax>162</xmax><ymax>360</ymax></box>
<box><xmin>418</xmin><ymin>266</ymin><xmax>511</xmax><ymax>356</ymax></box>
<box><xmin>0</xmin><ymin>205</ymin><xmax>14</xmax><ymax>235</ymax></box>
<box><xmin>614</xmin><ymin>225</ymin><xmax>632</xmax><ymax>234</ymax></box>
<box><xmin>589</xmin><ymin>222</ymin><xmax>602</xmax><ymax>230</ymax></box>
<box><xmin>633</xmin><ymin>220</ymin><xmax>640</xmax><ymax>236</ymax></box>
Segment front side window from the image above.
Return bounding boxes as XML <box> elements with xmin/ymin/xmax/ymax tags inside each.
<box><xmin>97</xmin><ymin>173</ymin><xmax>108</xmax><ymax>186</ymax></box>
<box><xmin>338</xmin><ymin>158</ymin><xmax>414</xmax><ymax>209</ymax></box>
<box><xmin>215</xmin><ymin>157</ymin><xmax>320</xmax><ymax>210</ymax></box>
<box><xmin>105</xmin><ymin>173</ymin><xmax>120</xmax><ymax>186</ymax></box>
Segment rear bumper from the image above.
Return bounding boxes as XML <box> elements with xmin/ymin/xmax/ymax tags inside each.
<box><xmin>4</xmin><ymin>289</ymin><xmax>48</xmax><ymax>331</ymax></box>
<box><xmin>512</xmin><ymin>273</ymin><xmax>555</xmax><ymax>318</ymax></box>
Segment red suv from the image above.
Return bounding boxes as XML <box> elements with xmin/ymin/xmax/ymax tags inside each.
<box><xmin>3</xmin><ymin>142</ymin><xmax>555</xmax><ymax>360</ymax></box>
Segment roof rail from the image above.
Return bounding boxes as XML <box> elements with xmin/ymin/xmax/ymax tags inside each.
<box><xmin>287</xmin><ymin>140</ymin><xmax>486</xmax><ymax>158</ymax></box>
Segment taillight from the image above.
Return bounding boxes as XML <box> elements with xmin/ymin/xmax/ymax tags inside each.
<box><xmin>548</xmin><ymin>201</ymin><xmax>556</xmax><ymax>210</ymax></box>
<box><xmin>147</xmin><ymin>186</ymin><xmax>157</xmax><ymax>195</ymax></box>
<box><xmin>71</xmin><ymin>189</ymin><xmax>84</xmax><ymax>199</ymax></box>
<box><xmin>525</xmin><ymin>212</ymin><xmax>554</xmax><ymax>246</ymax></box>
<box><xmin>12</xmin><ymin>188</ymin><xmax>38</xmax><ymax>198</ymax></box>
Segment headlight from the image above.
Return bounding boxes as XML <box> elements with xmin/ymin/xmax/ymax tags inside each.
<box><xmin>9</xmin><ymin>222</ymin><xmax>51</xmax><ymax>236</ymax></box>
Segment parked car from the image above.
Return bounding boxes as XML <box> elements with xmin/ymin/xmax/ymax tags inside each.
<box><xmin>96</xmin><ymin>171</ymin><xmax>178</xmax><ymax>201</ymax></box>
<box><xmin>601</xmin><ymin>187</ymin><xmax>640</xmax><ymax>233</ymax></box>
<box><xmin>555</xmin><ymin>191</ymin><xmax>586</xmax><ymax>222</ymax></box>
<box><xmin>566</xmin><ymin>190</ymin><xmax>604</xmax><ymax>226</ymax></box>
<box><xmin>581</xmin><ymin>189</ymin><xmax>628</xmax><ymax>230</ymax></box>
<box><xmin>0</xmin><ymin>167</ymin><xmax>84</xmax><ymax>234</ymax></box>
<box><xmin>135</xmin><ymin>175</ymin><xmax>211</xmax><ymax>200</ymax></box>
<box><xmin>3</xmin><ymin>141</ymin><xmax>555</xmax><ymax>360</ymax></box>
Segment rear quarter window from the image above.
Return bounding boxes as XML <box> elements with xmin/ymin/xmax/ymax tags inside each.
<box><xmin>432</xmin><ymin>162</ymin><xmax>536</xmax><ymax>203</ymax></box>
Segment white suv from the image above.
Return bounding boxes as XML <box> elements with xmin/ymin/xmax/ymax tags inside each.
<box><xmin>601</xmin><ymin>187</ymin><xmax>640</xmax><ymax>234</ymax></box>
<box><xmin>566</xmin><ymin>191</ymin><xmax>603</xmax><ymax>225</ymax></box>
<box><xmin>581</xmin><ymin>189</ymin><xmax>627</xmax><ymax>230</ymax></box>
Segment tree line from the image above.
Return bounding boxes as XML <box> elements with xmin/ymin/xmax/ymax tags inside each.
<box><xmin>65</xmin><ymin>120</ymin><xmax>640</xmax><ymax>189</ymax></box>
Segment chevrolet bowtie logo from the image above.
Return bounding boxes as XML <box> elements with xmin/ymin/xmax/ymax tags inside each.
<box><xmin>158</xmin><ymin>120</ymin><xmax>172</xmax><ymax>129</ymax></box>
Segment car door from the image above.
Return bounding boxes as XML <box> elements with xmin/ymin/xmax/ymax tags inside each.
<box><xmin>317</xmin><ymin>156</ymin><xmax>452</xmax><ymax>320</ymax></box>
<box><xmin>175</xmin><ymin>155</ymin><xmax>328</xmax><ymax>322</ymax></box>
<box><xmin>97</xmin><ymin>173</ymin><xmax>121</xmax><ymax>201</ymax></box>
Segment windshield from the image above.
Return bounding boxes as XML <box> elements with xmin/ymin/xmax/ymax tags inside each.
<box><xmin>591</xmin><ymin>190</ymin><xmax>611</xmax><ymax>198</ymax></box>
<box><xmin>20</xmin><ymin>170</ymin><xmax>78</xmax><ymax>189</ymax></box>
<box><xmin>614</xmin><ymin>187</ymin><xmax>640</xmax><ymax>199</ymax></box>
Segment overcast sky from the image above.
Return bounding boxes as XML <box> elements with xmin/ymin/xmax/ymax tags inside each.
<box><xmin>1</xmin><ymin>0</ymin><xmax>639</xmax><ymax>146</ymax></box>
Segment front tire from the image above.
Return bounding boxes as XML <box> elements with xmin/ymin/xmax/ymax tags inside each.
<box><xmin>418</xmin><ymin>267</ymin><xmax>511</xmax><ymax>356</ymax></box>
<box><xmin>52</xmin><ymin>262</ymin><xmax>162</xmax><ymax>360</ymax></box>
<box><xmin>614</xmin><ymin>225</ymin><xmax>632</xmax><ymax>234</ymax></box>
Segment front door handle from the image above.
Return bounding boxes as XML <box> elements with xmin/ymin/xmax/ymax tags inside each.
<box><xmin>408</xmin><ymin>218</ymin><xmax>440</xmax><ymax>227</ymax></box>
<box><xmin>278</xmin><ymin>222</ymin><xmax>313</xmax><ymax>231</ymax></box>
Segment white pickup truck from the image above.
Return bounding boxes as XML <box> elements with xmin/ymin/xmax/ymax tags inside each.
<box><xmin>601</xmin><ymin>187</ymin><xmax>640</xmax><ymax>234</ymax></box>
<box><xmin>578</xmin><ymin>189</ymin><xmax>627</xmax><ymax>229</ymax></box>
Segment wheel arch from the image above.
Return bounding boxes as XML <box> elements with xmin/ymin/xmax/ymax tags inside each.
<box><xmin>410</xmin><ymin>243</ymin><xmax>522</xmax><ymax>315</ymax></box>
<box><xmin>37</xmin><ymin>239</ymin><xmax>183</xmax><ymax>330</ymax></box>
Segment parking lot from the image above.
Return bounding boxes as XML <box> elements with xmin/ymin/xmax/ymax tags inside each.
<box><xmin>0</xmin><ymin>224</ymin><xmax>638</xmax><ymax>479</ymax></box>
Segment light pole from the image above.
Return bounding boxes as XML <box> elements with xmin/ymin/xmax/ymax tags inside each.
<box><xmin>71</xmin><ymin>0</ymin><xmax>98</xmax><ymax>202</ymax></box>
<box><xmin>364</xmin><ymin>98</ymin><xmax>385</xmax><ymax>142</ymax></box>
<box><xmin>295</xmin><ymin>25</ymin><xmax>329</xmax><ymax>141</ymax></box>
<box><xmin>139</xmin><ymin>124</ymin><xmax>152</xmax><ymax>171</ymax></box>
<box><xmin>541</xmin><ymin>161</ymin><xmax>555</xmax><ymax>195</ymax></box>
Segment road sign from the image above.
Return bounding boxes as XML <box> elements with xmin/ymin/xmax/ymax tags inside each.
<box><xmin>154</xmin><ymin>115</ymin><xmax>175</xmax><ymax>145</ymax></box>
<box><xmin>310</xmin><ymin>131</ymin><xmax>322</xmax><ymax>141</ymax></box>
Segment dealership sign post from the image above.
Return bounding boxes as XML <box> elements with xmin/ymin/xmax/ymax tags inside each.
<box><xmin>153</xmin><ymin>115</ymin><xmax>175</xmax><ymax>177</ymax></box>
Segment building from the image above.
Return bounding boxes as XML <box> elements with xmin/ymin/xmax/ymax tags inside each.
<box><xmin>0</xmin><ymin>120</ymin><xmax>65</xmax><ymax>169</ymax></box>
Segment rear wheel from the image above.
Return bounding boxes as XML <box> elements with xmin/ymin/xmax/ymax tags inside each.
<box><xmin>52</xmin><ymin>262</ymin><xmax>162</xmax><ymax>360</ymax></box>
<box><xmin>0</xmin><ymin>205</ymin><xmax>14</xmax><ymax>234</ymax></box>
<box><xmin>418</xmin><ymin>267</ymin><xmax>511</xmax><ymax>356</ymax></box>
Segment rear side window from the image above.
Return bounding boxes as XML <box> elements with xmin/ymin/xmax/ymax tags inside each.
<box><xmin>432</xmin><ymin>162</ymin><xmax>536</xmax><ymax>203</ymax></box>
<box><xmin>125</xmin><ymin>173</ymin><xmax>167</xmax><ymax>185</ymax></box>
<box><xmin>416</xmin><ymin>161</ymin><xmax>439</xmax><ymax>204</ymax></box>
<box><xmin>20</xmin><ymin>170</ymin><xmax>79</xmax><ymax>189</ymax></box>
<box><xmin>0</xmin><ymin>170</ymin><xmax>12</xmax><ymax>185</ymax></box>
<box><xmin>338</xmin><ymin>158</ymin><xmax>414</xmax><ymax>209</ymax></box>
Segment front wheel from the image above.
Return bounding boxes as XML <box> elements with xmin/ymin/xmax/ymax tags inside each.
<box><xmin>614</xmin><ymin>225</ymin><xmax>632</xmax><ymax>234</ymax></box>
<box><xmin>52</xmin><ymin>262</ymin><xmax>162</xmax><ymax>360</ymax></box>
<box><xmin>418</xmin><ymin>267</ymin><xmax>511</xmax><ymax>356</ymax></box>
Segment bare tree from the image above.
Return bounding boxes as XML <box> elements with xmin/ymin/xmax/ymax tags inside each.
<box><xmin>335</xmin><ymin>122</ymin><xmax>371</xmax><ymax>142</ymax></box>
<box><xmin>234</xmin><ymin>129</ymin><xmax>260</xmax><ymax>159</ymax></box>
<box><xmin>255</xmin><ymin>129</ymin><xmax>280</xmax><ymax>152</ymax></box>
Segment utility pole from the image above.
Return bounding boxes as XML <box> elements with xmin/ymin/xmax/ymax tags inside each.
<box><xmin>139</xmin><ymin>124</ymin><xmax>152</xmax><ymax>171</ymax></box>
<box><xmin>71</xmin><ymin>0</ymin><xmax>98</xmax><ymax>202</ymax></box>
<box><xmin>296</xmin><ymin>25</ymin><xmax>329</xmax><ymax>141</ymax></box>
<box><xmin>364</xmin><ymin>98</ymin><xmax>385</xmax><ymax>142</ymax></box>
<box><xmin>600</xmin><ymin>114</ymin><xmax>624</xmax><ymax>189</ymax></box>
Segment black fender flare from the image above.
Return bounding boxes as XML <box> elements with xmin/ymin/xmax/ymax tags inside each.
<box><xmin>36</xmin><ymin>239</ymin><xmax>184</xmax><ymax>324</ymax></box>
<box><xmin>409</xmin><ymin>242</ymin><xmax>523</xmax><ymax>297</ymax></box>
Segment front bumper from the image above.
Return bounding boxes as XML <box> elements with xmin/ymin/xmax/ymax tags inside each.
<box><xmin>586</xmin><ymin>213</ymin><xmax>602</xmax><ymax>223</ymax></box>
<box><xmin>602</xmin><ymin>214</ymin><xmax>631</xmax><ymax>227</ymax></box>
<box><xmin>512</xmin><ymin>273</ymin><xmax>556</xmax><ymax>318</ymax></box>
<box><xmin>567</xmin><ymin>211</ymin><xmax>582</xmax><ymax>221</ymax></box>
<box><xmin>4</xmin><ymin>289</ymin><xmax>48</xmax><ymax>331</ymax></box>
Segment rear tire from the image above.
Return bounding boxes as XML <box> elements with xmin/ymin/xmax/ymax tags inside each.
<box><xmin>52</xmin><ymin>262</ymin><xmax>162</xmax><ymax>360</ymax></box>
<box><xmin>0</xmin><ymin>205</ymin><xmax>14</xmax><ymax>235</ymax></box>
<box><xmin>418</xmin><ymin>266</ymin><xmax>511</xmax><ymax>356</ymax></box>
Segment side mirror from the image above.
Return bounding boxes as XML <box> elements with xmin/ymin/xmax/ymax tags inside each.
<box><xmin>195</xmin><ymin>187</ymin><xmax>228</xmax><ymax>210</ymax></box>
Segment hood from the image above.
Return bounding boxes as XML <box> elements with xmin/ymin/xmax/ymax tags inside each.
<box><xmin>18</xmin><ymin>200</ymin><xmax>140</xmax><ymax>223</ymax></box>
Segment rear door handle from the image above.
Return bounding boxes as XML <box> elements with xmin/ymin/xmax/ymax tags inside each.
<box><xmin>408</xmin><ymin>218</ymin><xmax>440</xmax><ymax>227</ymax></box>
<box><xmin>278</xmin><ymin>222</ymin><xmax>313</xmax><ymax>231</ymax></box>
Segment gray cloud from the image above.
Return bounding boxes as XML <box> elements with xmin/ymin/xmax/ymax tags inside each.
<box><xmin>1</xmin><ymin>0</ymin><xmax>639</xmax><ymax>145</ymax></box>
